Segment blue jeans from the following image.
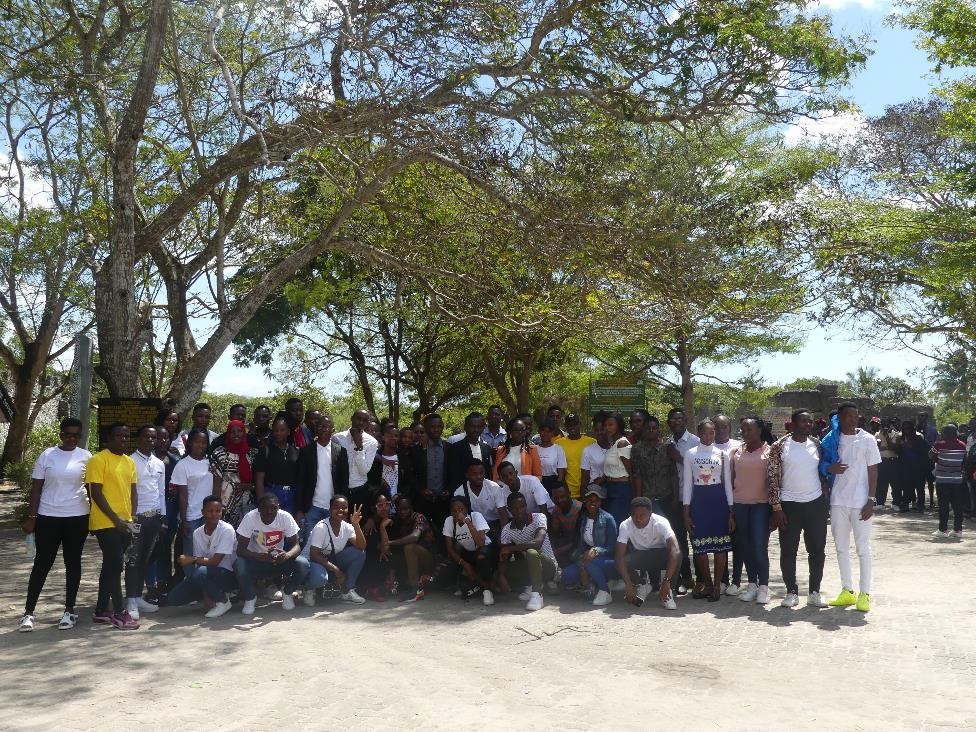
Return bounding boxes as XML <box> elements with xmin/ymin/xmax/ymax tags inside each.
<box><xmin>167</xmin><ymin>565</ymin><xmax>237</xmax><ymax>605</ymax></box>
<box><xmin>182</xmin><ymin>517</ymin><xmax>205</xmax><ymax>556</ymax></box>
<box><xmin>302</xmin><ymin>505</ymin><xmax>330</xmax><ymax>546</ymax></box>
<box><xmin>562</xmin><ymin>553</ymin><xmax>619</xmax><ymax>592</ymax></box>
<box><xmin>733</xmin><ymin>503</ymin><xmax>771</xmax><ymax>586</ymax></box>
<box><xmin>147</xmin><ymin>496</ymin><xmax>180</xmax><ymax>587</ymax></box>
<box><xmin>605</xmin><ymin>481</ymin><xmax>632</xmax><ymax>526</ymax></box>
<box><xmin>267</xmin><ymin>485</ymin><xmax>296</xmax><ymax>516</ymax></box>
<box><xmin>306</xmin><ymin>546</ymin><xmax>366</xmax><ymax>590</ymax></box>
<box><xmin>234</xmin><ymin>555</ymin><xmax>310</xmax><ymax>601</ymax></box>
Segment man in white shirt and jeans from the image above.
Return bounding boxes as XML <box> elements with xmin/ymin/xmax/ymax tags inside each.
<box><xmin>333</xmin><ymin>409</ymin><xmax>379</xmax><ymax>510</ymax></box>
<box><xmin>125</xmin><ymin>425</ymin><xmax>167</xmax><ymax>620</ymax></box>
<box><xmin>825</xmin><ymin>402</ymin><xmax>881</xmax><ymax>612</ymax></box>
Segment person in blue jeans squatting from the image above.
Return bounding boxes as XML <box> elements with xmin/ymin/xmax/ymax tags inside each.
<box><xmin>303</xmin><ymin>495</ymin><xmax>367</xmax><ymax>606</ymax></box>
<box><xmin>233</xmin><ymin>493</ymin><xmax>309</xmax><ymax>615</ymax></box>
<box><xmin>167</xmin><ymin>496</ymin><xmax>239</xmax><ymax>619</ymax></box>
<box><xmin>561</xmin><ymin>485</ymin><xmax>620</xmax><ymax>607</ymax></box>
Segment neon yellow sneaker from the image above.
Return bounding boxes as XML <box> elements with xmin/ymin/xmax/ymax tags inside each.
<box><xmin>828</xmin><ymin>588</ymin><xmax>857</xmax><ymax>607</ymax></box>
<box><xmin>855</xmin><ymin>592</ymin><xmax>870</xmax><ymax>612</ymax></box>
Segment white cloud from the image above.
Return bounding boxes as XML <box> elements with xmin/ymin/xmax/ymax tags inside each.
<box><xmin>782</xmin><ymin>111</ymin><xmax>866</xmax><ymax>146</ymax></box>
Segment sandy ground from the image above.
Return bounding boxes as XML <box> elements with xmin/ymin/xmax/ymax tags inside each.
<box><xmin>1</xmin><ymin>508</ymin><xmax>974</xmax><ymax>731</ymax></box>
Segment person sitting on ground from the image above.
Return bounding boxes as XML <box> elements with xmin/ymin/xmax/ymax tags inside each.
<box><xmin>496</xmin><ymin>460</ymin><xmax>554</xmax><ymax>520</ymax></box>
<box><xmin>360</xmin><ymin>493</ymin><xmax>396</xmax><ymax>601</ymax></box>
<box><xmin>548</xmin><ymin>484</ymin><xmax>582</xmax><ymax>567</ymax></box>
<box><xmin>233</xmin><ymin>493</ymin><xmax>309</xmax><ymax>615</ymax></box>
<box><xmin>454</xmin><ymin>459</ymin><xmax>507</xmax><ymax>538</ymax></box>
<box><xmin>443</xmin><ymin>496</ymin><xmax>496</xmax><ymax>606</ymax></box>
<box><xmin>167</xmin><ymin>496</ymin><xmax>238</xmax><ymax>618</ymax></box>
<box><xmin>381</xmin><ymin>494</ymin><xmax>438</xmax><ymax>601</ymax></box>
<box><xmin>493</xmin><ymin>418</ymin><xmax>542</xmax><ymax>481</ymax></box>
<box><xmin>496</xmin><ymin>492</ymin><xmax>558</xmax><ymax>612</ymax></box>
<box><xmin>615</xmin><ymin>497</ymin><xmax>682</xmax><ymax>610</ymax></box>
<box><xmin>304</xmin><ymin>495</ymin><xmax>367</xmax><ymax>606</ymax></box>
<box><xmin>561</xmin><ymin>485</ymin><xmax>620</xmax><ymax>606</ymax></box>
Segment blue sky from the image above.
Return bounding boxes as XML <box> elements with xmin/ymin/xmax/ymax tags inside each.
<box><xmin>205</xmin><ymin>0</ymin><xmax>948</xmax><ymax>397</ymax></box>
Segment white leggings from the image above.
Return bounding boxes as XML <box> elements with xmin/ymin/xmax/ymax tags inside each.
<box><xmin>830</xmin><ymin>505</ymin><xmax>872</xmax><ymax>594</ymax></box>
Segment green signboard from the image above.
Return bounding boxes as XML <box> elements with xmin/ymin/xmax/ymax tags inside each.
<box><xmin>588</xmin><ymin>377</ymin><xmax>646</xmax><ymax>417</ymax></box>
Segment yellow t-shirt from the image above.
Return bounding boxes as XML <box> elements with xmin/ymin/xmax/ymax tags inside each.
<box><xmin>559</xmin><ymin>435</ymin><xmax>596</xmax><ymax>497</ymax></box>
<box><xmin>87</xmin><ymin>450</ymin><xmax>137</xmax><ymax>531</ymax></box>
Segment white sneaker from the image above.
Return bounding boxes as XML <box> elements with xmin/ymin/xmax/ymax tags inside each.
<box><xmin>781</xmin><ymin>592</ymin><xmax>799</xmax><ymax>608</ymax></box>
<box><xmin>725</xmin><ymin>583</ymin><xmax>741</xmax><ymax>597</ymax></box>
<box><xmin>932</xmin><ymin>530</ymin><xmax>951</xmax><ymax>538</ymax></box>
<box><xmin>303</xmin><ymin>589</ymin><xmax>316</xmax><ymax>607</ymax></box>
<box><xmin>739</xmin><ymin>583</ymin><xmax>758</xmax><ymax>602</ymax></box>
<box><xmin>525</xmin><ymin>592</ymin><xmax>544</xmax><ymax>611</ymax></box>
<box><xmin>719</xmin><ymin>582</ymin><xmax>728</xmax><ymax>594</ymax></box>
<box><xmin>592</xmin><ymin>589</ymin><xmax>612</xmax><ymax>606</ymax></box>
<box><xmin>482</xmin><ymin>589</ymin><xmax>495</xmax><ymax>606</ymax></box>
<box><xmin>453</xmin><ymin>589</ymin><xmax>464</xmax><ymax>597</ymax></box>
<box><xmin>518</xmin><ymin>586</ymin><xmax>532</xmax><ymax>602</ymax></box>
<box><xmin>342</xmin><ymin>589</ymin><xmax>366</xmax><ymax>604</ymax></box>
<box><xmin>756</xmin><ymin>585</ymin><xmax>770</xmax><ymax>604</ymax></box>
<box><xmin>808</xmin><ymin>591</ymin><xmax>829</xmax><ymax>608</ymax></box>
<box><xmin>281</xmin><ymin>593</ymin><xmax>296</xmax><ymax>611</ymax></box>
<box><xmin>636</xmin><ymin>583</ymin><xmax>652</xmax><ymax>602</ymax></box>
<box><xmin>204</xmin><ymin>601</ymin><xmax>232</xmax><ymax>619</ymax></box>
<box><xmin>18</xmin><ymin>614</ymin><xmax>34</xmax><ymax>632</ymax></box>
<box><xmin>952</xmin><ymin>530</ymin><xmax>963</xmax><ymax>539</ymax></box>
<box><xmin>126</xmin><ymin>598</ymin><xmax>140</xmax><ymax>621</ymax></box>
<box><xmin>242</xmin><ymin>599</ymin><xmax>256</xmax><ymax>615</ymax></box>
<box><xmin>608</xmin><ymin>579</ymin><xmax>626</xmax><ymax>592</ymax></box>
<box><xmin>136</xmin><ymin>597</ymin><xmax>159</xmax><ymax>614</ymax></box>
<box><xmin>661</xmin><ymin>593</ymin><xmax>677</xmax><ymax>610</ymax></box>
<box><xmin>58</xmin><ymin>611</ymin><xmax>78</xmax><ymax>630</ymax></box>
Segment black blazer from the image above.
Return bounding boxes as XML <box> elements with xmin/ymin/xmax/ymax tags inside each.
<box><xmin>297</xmin><ymin>441</ymin><xmax>350</xmax><ymax>513</ymax></box>
<box><xmin>445</xmin><ymin>440</ymin><xmax>494</xmax><ymax>495</ymax></box>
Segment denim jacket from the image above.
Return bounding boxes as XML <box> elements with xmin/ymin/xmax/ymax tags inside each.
<box><xmin>572</xmin><ymin>508</ymin><xmax>618</xmax><ymax>561</ymax></box>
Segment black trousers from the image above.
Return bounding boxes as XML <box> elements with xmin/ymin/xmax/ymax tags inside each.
<box><xmin>25</xmin><ymin>514</ymin><xmax>90</xmax><ymax>614</ymax></box>
<box><xmin>124</xmin><ymin>514</ymin><xmax>162</xmax><ymax>598</ymax></box>
<box><xmin>778</xmin><ymin>494</ymin><xmax>828</xmax><ymax>595</ymax></box>
<box><xmin>655</xmin><ymin>498</ymin><xmax>693</xmax><ymax>584</ymax></box>
<box><xmin>94</xmin><ymin>528</ymin><xmax>131</xmax><ymax>614</ymax></box>
<box><xmin>452</xmin><ymin>545</ymin><xmax>497</xmax><ymax>586</ymax></box>
<box><xmin>876</xmin><ymin>459</ymin><xmax>899</xmax><ymax>505</ymax></box>
<box><xmin>937</xmin><ymin>482</ymin><xmax>966</xmax><ymax>532</ymax></box>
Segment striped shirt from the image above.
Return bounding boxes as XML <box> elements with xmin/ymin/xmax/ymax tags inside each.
<box><xmin>933</xmin><ymin>439</ymin><xmax>966</xmax><ymax>485</ymax></box>
<box><xmin>500</xmin><ymin>513</ymin><xmax>557</xmax><ymax>564</ymax></box>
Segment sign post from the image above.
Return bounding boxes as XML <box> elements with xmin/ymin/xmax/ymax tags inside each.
<box><xmin>97</xmin><ymin>397</ymin><xmax>162</xmax><ymax>453</ymax></box>
<box><xmin>588</xmin><ymin>377</ymin><xmax>646</xmax><ymax>419</ymax></box>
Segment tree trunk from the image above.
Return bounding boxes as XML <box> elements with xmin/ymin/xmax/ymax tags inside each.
<box><xmin>676</xmin><ymin>335</ymin><xmax>696</xmax><ymax>426</ymax></box>
<box><xmin>0</xmin><ymin>368</ymin><xmax>39</xmax><ymax>469</ymax></box>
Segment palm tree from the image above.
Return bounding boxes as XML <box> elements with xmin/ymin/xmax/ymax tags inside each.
<box><xmin>932</xmin><ymin>350</ymin><xmax>976</xmax><ymax>413</ymax></box>
<box><xmin>845</xmin><ymin>366</ymin><xmax>881</xmax><ymax>400</ymax></box>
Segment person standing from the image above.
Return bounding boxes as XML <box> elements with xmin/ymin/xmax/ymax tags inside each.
<box><xmin>559</xmin><ymin>414</ymin><xmax>595</xmax><ymax>498</ymax></box>
<box><xmin>768</xmin><ymin>409</ymin><xmax>830</xmax><ymax>609</ymax></box>
<box><xmin>248</xmin><ymin>405</ymin><xmax>273</xmax><ymax>447</ymax></box>
<box><xmin>445</xmin><ymin>412</ymin><xmax>494</xmax><ymax>491</ymax></box>
<box><xmin>665</xmin><ymin>407</ymin><xmax>699</xmax><ymax>594</ymax></box>
<box><xmin>875</xmin><ymin>419</ymin><xmax>902</xmax><ymax>510</ymax></box>
<box><xmin>631</xmin><ymin>416</ymin><xmax>678</xmax><ymax>518</ymax></box>
<box><xmin>145</xmin><ymin>425</ymin><xmax>182</xmax><ymax>600</ymax></box>
<box><xmin>334</xmin><ymin>409</ymin><xmax>380</xmax><ymax>512</ymax></box>
<box><xmin>580</xmin><ymin>411</ymin><xmax>611</xmax><ymax>492</ymax></box>
<box><xmin>602</xmin><ymin>413</ymin><xmax>633</xmax><ymax>526</ymax></box>
<box><xmin>209</xmin><ymin>419</ymin><xmax>258</xmax><ymax>528</ymax></box>
<box><xmin>492</xmin><ymin>418</ymin><xmax>542</xmax><ymax>481</ymax></box>
<box><xmin>124</xmin><ymin>425</ymin><xmax>167</xmax><ymax>620</ymax></box>
<box><xmin>898</xmin><ymin>421</ymin><xmax>931</xmax><ymax>512</ymax></box>
<box><xmin>930</xmin><ymin>424</ymin><xmax>968</xmax><ymax>539</ymax></box>
<box><xmin>682</xmin><ymin>420</ymin><xmax>734</xmax><ymax>602</ymax></box>
<box><xmin>822</xmin><ymin>403</ymin><xmax>881</xmax><ymax>612</ymax></box>
<box><xmin>88</xmin><ymin>422</ymin><xmax>140</xmax><ymax>629</ymax></box>
<box><xmin>536</xmin><ymin>419</ymin><xmax>568</xmax><ymax>496</ymax></box>
<box><xmin>482</xmin><ymin>405</ymin><xmax>508</xmax><ymax>451</ymax></box>
<box><xmin>177</xmin><ymin>403</ymin><xmax>219</xmax><ymax>451</ymax></box>
<box><xmin>172</xmin><ymin>430</ymin><xmax>221</xmax><ymax>554</ymax></box>
<box><xmin>296</xmin><ymin>416</ymin><xmax>350</xmax><ymax>540</ymax></box>
<box><xmin>18</xmin><ymin>418</ymin><xmax>92</xmax><ymax>633</ymax></box>
<box><xmin>918</xmin><ymin>411</ymin><xmax>938</xmax><ymax>509</ymax></box>
<box><xmin>253</xmin><ymin>417</ymin><xmax>302</xmax><ymax>516</ymax></box>
<box><xmin>730</xmin><ymin>417</ymin><xmax>772</xmax><ymax>604</ymax></box>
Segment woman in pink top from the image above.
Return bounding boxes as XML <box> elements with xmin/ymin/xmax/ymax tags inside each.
<box><xmin>731</xmin><ymin>417</ymin><xmax>772</xmax><ymax>604</ymax></box>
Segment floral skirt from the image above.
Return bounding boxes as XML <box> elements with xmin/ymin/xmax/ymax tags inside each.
<box><xmin>690</xmin><ymin>483</ymin><xmax>732</xmax><ymax>555</ymax></box>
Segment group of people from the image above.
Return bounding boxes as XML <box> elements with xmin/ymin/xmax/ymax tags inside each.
<box><xmin>19</xmin><ymin>396</ymin><xmax>956</xmax><ymax>632</ymax></box>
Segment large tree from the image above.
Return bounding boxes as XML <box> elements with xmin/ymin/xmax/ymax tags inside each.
<box><xmin>2</xmin><ymin>0</ymin><xmax>865</xmax><ymax>415</ymax></box>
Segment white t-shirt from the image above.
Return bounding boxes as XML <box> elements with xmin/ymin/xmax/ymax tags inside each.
<box><xmin>506</xmin><ymin>447</ymin><xmax>523</xmax><ymax>475</ymax></box>
<box><xmin>617</xmin><ymin>513</ymin><xmax>676</xmax><ymax>550</ymax></box>
<box><xmin>334</xmin><ymin>430</ymin><xmax>378</xmax><ymax>488</ymax></box>
<box><xmin>715</xmin><ymin>438</ymin><xmax>742</xmax><ymax>455</ymax></box>
<box><xmin>781</xmin><ymin>437</ymin><xmax>824</xmax><ymax>503</ymax></box>
<box><xmin>313</xmin><ymin>441</ymin><xmax>335</xmax><ymax>509</ymax></box>
<box><xmin>537</xmin><ymin>443</ymin><xmax>568</xmax><ymax>477</ymax></box>
<box><xmin>506</xmin><ymin>475</ymin><xmax>555</xmax><ymax>514</ymax></box>
<box><xmin>192</xmin><ymin>520</ymin><xmax>237</xmax><ymax>571</ymax></box>
<box><xmin>831</xmin><ymin>429</ymin><xmax>882</xmax><ymax>509</ymax></box>
<box><xmin>455</xmin><ymin>479</ymin><xmax>506</xmax><ymax>522</ymax></box>
<box><xmin>236</xmin><ymin>507</ymin><xmax>300</xmax><ymax>554</ymax></box>
<box><xmin>171</xmin><ymin>456</ymin><xmax>215</xmax><ymax>521</ymax></box>
<box><xmin>32</xmin><ymin>446</ymin><xmax>92</xmax><ymax>517</ymax></box>
<box><xmin>131</xmin><ymin>450</ymin><xmax>167</xmax><ymax>515</ymax></box>
<box><xmin>308</xmin><ymin>519</ymin><xmax>357</xmax><ymax>555</ymax></box>
<box><xmin>381</xmin><ymin>453</ymin><xmax>400</xmax><ymax>498</ymax></box>
<box><xmin>580</xmin><ymin>443</ymin><xmax>610</xmax><ymax>481</ymax></box>
<box><xmin>583</xmin><ymin>517</ymin><xmax>595</xmax><ymax>547</ymax></box>
<box><xmin>446</xmin><ymin>432</ymin><xmax>466</xmax><ymax>444</ymax></box>
<box><xmin>681</xmin><ymin>444</ymin><xmax>733</xmax><ymax>506</ymax></box>
<box><xmin>443</xmin><ymin>512</ymin><xmax>492</xmax><ymax>551</ymax></box>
